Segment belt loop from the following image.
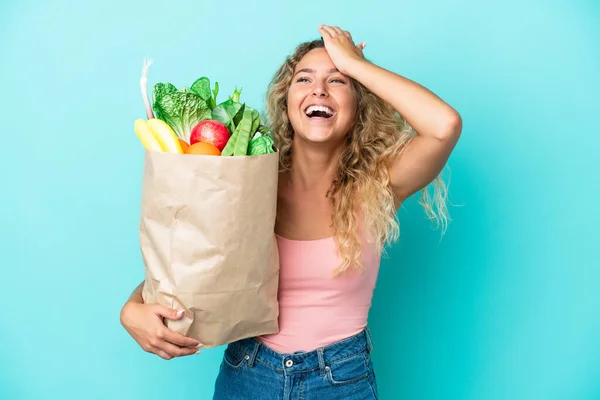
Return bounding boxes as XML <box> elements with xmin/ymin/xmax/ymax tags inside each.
<box><xmin>317</xmin><ymin>347</ymin><xmax>326</xmax><ymax>376</ymax></box>
<box><xmin>248</xmin><ymin>339</ymin><xmax>260</xmax><ymax>367</ymax></box>
<box><xmin>365</xmin><ymin>327</ymin><xmax>374</xmax><ymax>353</ymax></box>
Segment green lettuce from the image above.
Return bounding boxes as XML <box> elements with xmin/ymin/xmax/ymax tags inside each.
<box><xmin>189</xmin><ymin>77</ymin><xmax>220</xmax><ymax>110</ymax></box>
<box><xmin>248</xmin><ymin>125</ymin><xmax>276</xmax><ymax>155</ymax></box>
<box><xmin>152</xmin><ymin>80</ymin><xmax>215</xmax><ymax>142</ymax></box>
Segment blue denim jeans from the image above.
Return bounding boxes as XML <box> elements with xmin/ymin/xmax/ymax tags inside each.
<box><xmin>213</xmin><ymin>328</ymin><xmax>378</xmax><ymax>399</ymax></box>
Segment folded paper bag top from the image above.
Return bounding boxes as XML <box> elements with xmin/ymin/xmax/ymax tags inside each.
<box><xmin>139</xmin><ymin>149</ymin><xmax>280</xmax><ymax>348</ymax></box>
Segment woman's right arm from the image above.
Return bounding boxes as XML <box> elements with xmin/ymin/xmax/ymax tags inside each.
<box><xmin>126</xmin><ymin>280</ymin><xmax>144</xmax><ymax>304</ymax></box>
<box><xmin>120</xmin><ymin>281</ymin><xmax>203</xmax><ymax>360</ymax></box>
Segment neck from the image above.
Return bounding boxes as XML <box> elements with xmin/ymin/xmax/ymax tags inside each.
<box><xmin>287</xmin><ymin>137</ymin><xmax>345</xmax><ymax>191</ymax></box>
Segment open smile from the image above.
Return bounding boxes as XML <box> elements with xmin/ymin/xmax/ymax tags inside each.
<box><xmin>303</xmin><ymin>104</ymin><xmax>337</xmax><ymax>121</ymax></box>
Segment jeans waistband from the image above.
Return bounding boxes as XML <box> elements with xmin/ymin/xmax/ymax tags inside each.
<box><xmin>232</xmin><ymin>328</ymin><xmax>374</xmax><ymax>375</ymax></box>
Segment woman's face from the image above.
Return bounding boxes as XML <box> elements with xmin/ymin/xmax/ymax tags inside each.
<box><xmin>287</xmin><ymin>48</ymin><xmax>357</xmax><ymax>145</ymax></box>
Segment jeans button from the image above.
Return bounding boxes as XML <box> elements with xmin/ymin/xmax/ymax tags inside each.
<box><xmin>285</xmin><ymin>359</ymin><xmax>294</xmax><ymax>368</ymax></box>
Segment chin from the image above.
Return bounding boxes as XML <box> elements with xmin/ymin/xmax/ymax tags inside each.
<box><xmin>302</xmin><ymin>129</ymin><xmax>335</xmax><ymax>143</ymax></box>
<box><xmin>295</xmin><ymin>127</ymin><xmax>344</xmax><ymax>145</ymax></box>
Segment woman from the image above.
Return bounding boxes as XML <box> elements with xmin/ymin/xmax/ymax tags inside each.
<box><xmin>120</xmin><ymin>25</ymin><xmax>462</xmax><ymax>399</ymax></box>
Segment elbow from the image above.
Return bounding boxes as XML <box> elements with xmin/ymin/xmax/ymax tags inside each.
<box><xmin>437</xmin><ymin>111</ymin><xmax>462</xmax><ymax>141</ymax></box>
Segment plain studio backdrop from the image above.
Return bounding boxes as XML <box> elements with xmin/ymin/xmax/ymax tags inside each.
<box><xmin>1</xmin><ymin>0</ymin><xmax>598</xmax><ymax>399</ymax></box>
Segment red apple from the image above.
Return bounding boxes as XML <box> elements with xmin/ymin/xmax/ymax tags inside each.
<box><xmin>190</xmin><ymin>120</ymin><xmax>230</xmax><ymax>151</ymax></box>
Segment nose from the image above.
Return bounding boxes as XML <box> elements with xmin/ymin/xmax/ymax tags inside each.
<box><xmin>312</xmin><ymin>82</ymin><xmax>328</xmax><ymax>97</ymax></box>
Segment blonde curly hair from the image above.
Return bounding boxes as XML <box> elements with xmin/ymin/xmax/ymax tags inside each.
<box><xmin>265</xmin><ymin>39</ymin><xmax>450</xmax><ymax>275</ymax></box>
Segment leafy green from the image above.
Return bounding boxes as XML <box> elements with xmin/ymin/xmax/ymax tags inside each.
<box><xmin>153</xmin><ymin>91</ymin><xmax>211</xmax><ymax>142</ymax></box>
<box><xmin>211</xmin><ymin>99</ymin><xmax>243</xmax><ymax>132</ymax></box>
<box><xmin>248</xmin><ymin>134</ymin><xmax>275</xmax><ymax>155</ymax></box>
<box><xmin>211</xmin><ymin>107</ymin><xmax>231</xmax><ymax>129</ymax></box>
<box><xmin>153</xmin><ymin>82</ymin><xmax>177</xmax><ymax>101</ymax></box>
<box><xmin>190</xmin><ymin>77</ymin><xmax>211</xmax><ymax>101</ymax></box>
<box><xmin>190</xmin><ymin>77</ymin><xmax>220</xmax><ymax>110</ymax></box>
<box><xmin>232</xmin><ymin>103</ymin><xmax>246</xmax><ymax>128</ymax></box>
<box><xmin>247</xmin><ymin>124</ymin><xmax>275</xmax><ymax>155</ymax></box>
<box><xmin>257</xmin><ymin>124</ymin><xmax>273</xmax><ymax>137</ymax></box>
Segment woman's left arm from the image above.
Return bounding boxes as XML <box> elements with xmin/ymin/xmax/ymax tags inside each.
<box><xmin>318</xmin><ymin>25</ymin><xmax>463</xmax><ymax>203</ymax></box>
<box><xmin>346</xmin><ymin>59</ymin><xmax>462</xmax><ymax>202</ymax></box>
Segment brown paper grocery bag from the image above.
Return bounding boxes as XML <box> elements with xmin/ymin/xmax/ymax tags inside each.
<box><xmin>139</xmin><ymin>149</ymin><xmax>280</xmax><ymax>348</ymax></box>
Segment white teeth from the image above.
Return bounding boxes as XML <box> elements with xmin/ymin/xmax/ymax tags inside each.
<box><xmin>305</xmin><ymin>105</ymin><xmax>334</xmax><ymax>116</ymax></box>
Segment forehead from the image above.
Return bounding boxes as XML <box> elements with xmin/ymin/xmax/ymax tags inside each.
<box><xmin>295</xmin><ymin>48</ymin><xmax>336</xmax><ymax>72</ymax></box>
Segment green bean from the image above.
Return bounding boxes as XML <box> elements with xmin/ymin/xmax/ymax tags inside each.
<box><xmin>233</xmin><ymin>109</ymin><xmax>255</xmax><ymax>156</ymax></box>
<box><xmin>221</xmin><ymin>122</ymin><xmax>241</xmax><ymax>156</ymax></box>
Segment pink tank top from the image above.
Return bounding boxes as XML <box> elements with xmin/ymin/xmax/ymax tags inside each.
<box><xmin>258</xmin><ymin>231</ymin><xmax>381</xmax><ymax>353</ymax></box>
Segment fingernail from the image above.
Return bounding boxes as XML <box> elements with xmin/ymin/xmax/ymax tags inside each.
<box><xmin>195</xmin><ymin>349</ymin><xmax>201</xmax><ymax>355</ymax></box>
<box><xmin>177</xmin><ymin>310</ymin><xmax>184</xmax><ymax>316</ymax></box>
<box><xmin>361</xmin><ymin>42</ymin><xmax>367</xmax><ymax>48</ymax></box>
<box><xmin>197</xmin><ymin>343</ymin><xmax>204</xmax><ymax>348</ymax></box>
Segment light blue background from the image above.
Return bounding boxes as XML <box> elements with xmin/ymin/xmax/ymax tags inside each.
<box><xmin>1</xmin><ymin>0</ymin><xmax>598</xmax><ymax>399</ymax></box>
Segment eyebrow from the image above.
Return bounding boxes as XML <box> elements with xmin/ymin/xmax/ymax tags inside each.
<box><xmin>293</xmin><ymin>67</ymin><xmax>339</xmax><ymax>77</ymax></box>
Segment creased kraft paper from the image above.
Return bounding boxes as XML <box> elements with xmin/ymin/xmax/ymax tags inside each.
<box><xmin>139</xmin><ymin>149</ymin><xmax>280</xmax><ymax>348</ymax></box>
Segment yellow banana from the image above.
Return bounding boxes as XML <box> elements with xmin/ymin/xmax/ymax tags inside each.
<box><xmin>134</xmin><ymin>119</ymin><xmax>162</xmax><ymax>151</ymax></box>
<box><xmin>147</xmin><ymin>118</ymin><xmax>183</xmax><ymax>154</ymax></box>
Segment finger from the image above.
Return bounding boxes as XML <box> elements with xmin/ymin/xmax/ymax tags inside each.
<box><xmin>357</xmin><ymin>42</ymin><xmax>367</xmax><ymax>49</ymax></box>
<box><xmin>319</xmin><ymin>25</ymin><xmax>337</xmax><ymax>38</ymax></box>
<box><xmin>154</xmin><ymin>305</ymin><xmax>185</xmax><ymax>321</ymax></box>
<box><xmin>146</xmin><ymin>343</ymin><xmax>174</xmax><ymax>360</ymax></box>
<box><xmin>161</xmin><ymin>328</ymin><xmax>203</xmax><ymax>348</ymax></box>
<box><xmin>331</xmin><ymin>26</ymin><xmax>344</xmax><ymax>36</ymax></box>
<box><xmin>343</xmin><ymin>30</ymin><xmax>353</xmax><ymax>40</ymax></box>
<box><xmin>154</xmin><ymin>348</ymin><xmax>174</xmax><ymax>360</ymax></box>
<box><xmin>158</xmin><ymin>340</ymin><xmax>199</xmax><ymax>358</ymax></box>
<box><xmin>318</xmin><ymin>25</ymin><xmax>331</xmax><ymax>39</ymax></box>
